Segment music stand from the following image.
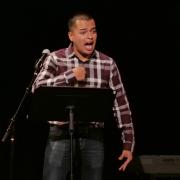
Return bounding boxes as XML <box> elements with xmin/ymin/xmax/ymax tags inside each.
<box><xmin>30</xmin><ymin>86</ymin><xmax>115</xmax><ymax>180</ymax></box>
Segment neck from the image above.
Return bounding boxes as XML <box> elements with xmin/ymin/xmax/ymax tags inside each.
<box><xmin>74</xmin><ymin>50</ymin><xmax>91</xmax><ymax>62</ymax></box>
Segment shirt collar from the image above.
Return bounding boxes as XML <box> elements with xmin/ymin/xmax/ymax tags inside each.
<box><xmin>67</xmin><ymin>43</ymin><xmax>98</xmax><ymax>60</ymax></box>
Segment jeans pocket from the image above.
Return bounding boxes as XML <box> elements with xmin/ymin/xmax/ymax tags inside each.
<box><xmin>49</xmin><ymin>126</ymin><xmax>69</xmax><ymax>139</ymax></box>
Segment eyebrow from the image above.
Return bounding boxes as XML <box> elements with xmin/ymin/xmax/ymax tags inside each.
<box><xmin>79</xmin><ymin>27</ymin><xmax>96</xmax><ymax>31</ymax></box>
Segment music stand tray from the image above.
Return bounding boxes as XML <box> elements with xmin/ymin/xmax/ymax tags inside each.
<box><xmin>30</xmin><ymin>86</ymin><xmax>115</xmax><ymax>123</ymax></box>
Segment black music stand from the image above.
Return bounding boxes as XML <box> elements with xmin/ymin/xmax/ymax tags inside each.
<box><xmin>30</xmin><ymin>86</ymin><xmax>115</xmax><ymax>180</ymax></box>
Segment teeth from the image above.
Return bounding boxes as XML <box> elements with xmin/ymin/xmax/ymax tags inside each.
<box><xmin>85</xmin><ymin>45</ymin><xmax>93</xmax><ymax>50</ymax></box>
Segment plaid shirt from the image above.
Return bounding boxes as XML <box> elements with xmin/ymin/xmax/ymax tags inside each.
<box><xmin>32</xmin><ymin>45</ymin><xmax>135</xmax><ymax>151</ymax></box>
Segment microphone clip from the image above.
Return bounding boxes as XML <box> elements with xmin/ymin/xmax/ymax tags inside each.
<box><xmin>34</xmin><ymin>49</ymin><xmax>50</xmax><ymax>70</ymax></box>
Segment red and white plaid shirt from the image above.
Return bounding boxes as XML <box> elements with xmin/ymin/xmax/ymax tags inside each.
<box><xmin>32</xmin><ymin>45</ymin><xmax>135</xmax><ymax>151</ymax></box>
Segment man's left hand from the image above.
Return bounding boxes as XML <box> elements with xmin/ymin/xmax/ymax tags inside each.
<box><xmin>118</xmin><ymin>150</ymin><xmax>133</xmax><ymax>171</ymax></box>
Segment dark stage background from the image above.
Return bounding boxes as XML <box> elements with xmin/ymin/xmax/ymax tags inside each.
<box><xmin>0</xmin><ymin>1</ymin><xmax>179</xmax><ymax>180</ymax></box>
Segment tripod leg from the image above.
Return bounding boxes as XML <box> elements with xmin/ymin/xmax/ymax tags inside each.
<box><xmin>9</xmin><ymin>133</ymin><xmax>15</xmax><ymax>180</ymax></box>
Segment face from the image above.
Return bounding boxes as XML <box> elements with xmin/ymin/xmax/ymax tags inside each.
<box><xmin>68</xmin><ymin>19</ymin><xmax>97</xmax><ymax>60</ymax></box>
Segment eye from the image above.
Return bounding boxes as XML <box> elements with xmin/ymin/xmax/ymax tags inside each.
<box><xmin>92</xmin><ymin>29</ymin><xmax>97</xmax><ymax>33</ymax></box>
<box><xmin>79</xmin><ymin>31</ymin><xmax>86</xmax><ymax>35</ymax></box>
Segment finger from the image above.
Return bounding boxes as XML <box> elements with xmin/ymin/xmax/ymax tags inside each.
<box><xmin>119</xmin><ymin>158</ymin><xmax>130</xmax><ymax>171</ymax></box>
<box><xmin>119</xmin><ymin>162</ymin><xmax>127</xmax><ymax>171</ymax></box>
<box><xmin>118</xmin><ymin>154</ymin><xmax>124</xmax><ymax>160</ymax></box>
<box><xmin>119</xmin><ymin>164</ymin><xmax>126</xmax><ymax>171</ymax></box>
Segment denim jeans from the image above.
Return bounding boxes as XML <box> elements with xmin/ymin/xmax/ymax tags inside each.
<box><xmin>43</xmin><ymin>127</ymin><xmax>104</xmax><ymax>180</ymax></box>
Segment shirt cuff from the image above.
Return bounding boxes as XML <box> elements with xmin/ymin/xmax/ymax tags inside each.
<box><xmin>123</xmin><ymin>142</ymin><xmax>133</xmax><ymax>152</ymax></box>
<box><xmin>64</xmin><ymin>70</ymin><xmax>76</xmax><ymax>84</ymax></box>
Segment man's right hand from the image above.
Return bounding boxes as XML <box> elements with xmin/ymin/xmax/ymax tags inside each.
<box><xmin>72</xmin><ymin>67</ymin><xmax>86</xmax><ymax>81</ymax></box>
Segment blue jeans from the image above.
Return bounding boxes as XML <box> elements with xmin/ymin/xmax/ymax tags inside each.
<box><xmin>43</xmin><ymin>127</ymin><xmax>104</xmax><ymax>180</ymax></box>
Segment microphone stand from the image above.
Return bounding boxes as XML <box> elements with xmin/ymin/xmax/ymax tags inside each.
<box><xmin>1</xmin><ymin>60</ymin><xmax>44</xmax><ymax>180</ymax></box>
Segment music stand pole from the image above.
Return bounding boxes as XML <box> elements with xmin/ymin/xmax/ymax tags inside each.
<box><xmin>67</xmin><ymin>105</ymin><xmax>75</xmax><ymax>180</ymax></box>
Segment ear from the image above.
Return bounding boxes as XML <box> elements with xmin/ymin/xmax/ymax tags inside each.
<box><xmin>68</xmin><ymin>31</ymin><xmax>73</xmax><ymax>42</ymax></box>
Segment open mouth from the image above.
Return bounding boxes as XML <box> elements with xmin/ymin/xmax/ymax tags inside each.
<box><xmin>84</xmin><ymin>42</ymin><xmax>94</xmax><ymax>51</ymax></box>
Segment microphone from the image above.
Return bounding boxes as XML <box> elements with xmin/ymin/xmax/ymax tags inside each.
<box><xmin>34</xmin><ymin>49</ymin><xmax>50</xmax><ymax>69</ymax></box>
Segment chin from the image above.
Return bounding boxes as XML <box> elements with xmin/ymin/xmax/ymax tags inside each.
<box><xmin>81</xmin><ymin>49</ymin><xmax>94</xmax><ymax>57</ymax></box>
<box><xmin>86</xmin><ymin>50</ymin><xmax>94</xmax><ymax>55</ymax></box>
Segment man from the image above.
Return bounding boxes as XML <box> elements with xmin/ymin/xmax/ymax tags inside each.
<box><xmin>32</xmin><ymin>11</ymin><xmax>135</xmax><ymax>180</ymax></box>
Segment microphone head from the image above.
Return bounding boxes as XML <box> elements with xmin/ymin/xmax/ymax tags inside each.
<box><xmin>42</xmin><ymin>49</ymin><xmax>50</xmax><ymax>55</ymax></box>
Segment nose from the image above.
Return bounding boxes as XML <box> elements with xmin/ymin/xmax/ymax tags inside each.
<box><xmin>87</xmin><ymin>31</ymin><xmax>93</xmax><ymax>39</ymax></box>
